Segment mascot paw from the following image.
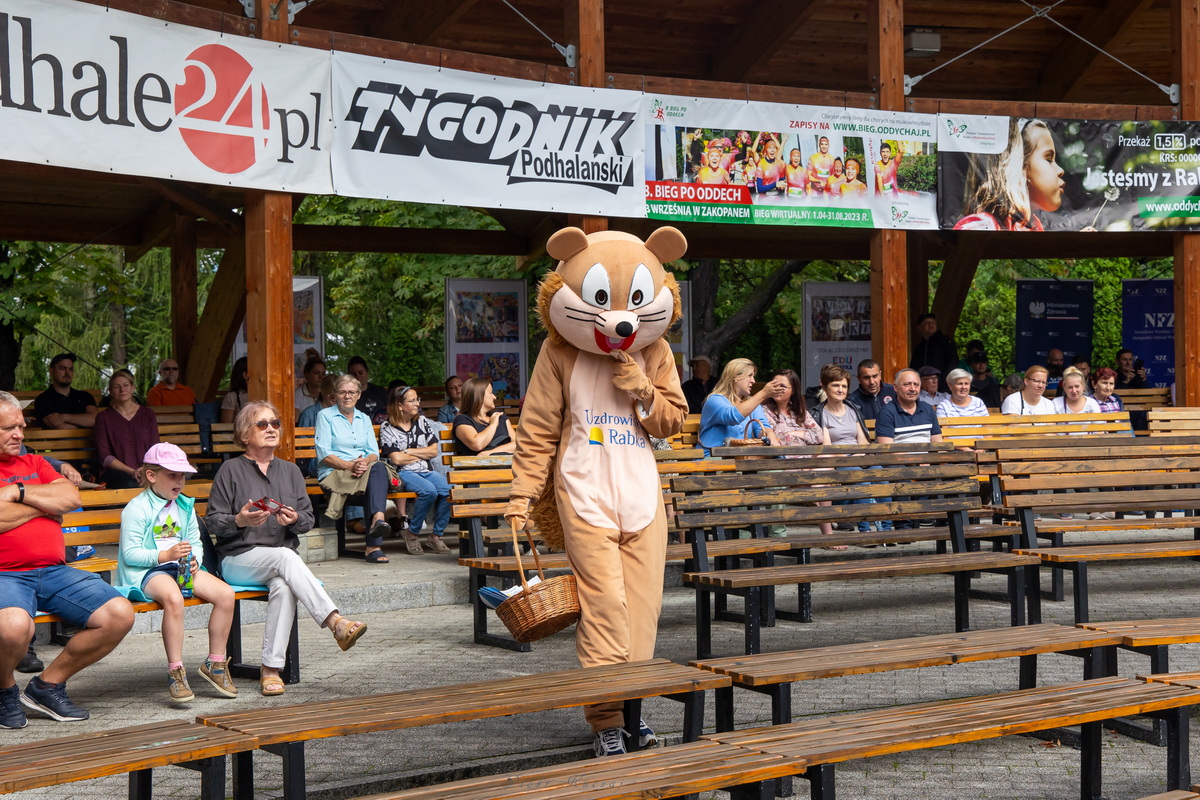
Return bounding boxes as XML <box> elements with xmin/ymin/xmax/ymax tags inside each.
<box><xmin>611</xmin><ymin>354</ymin><xmax>654</xmax><ymax>401</ymax></box>
<box><xmin>505</xmin><ymin>496</ymin><xmax>531</xmax><ymax>531</ymax></box>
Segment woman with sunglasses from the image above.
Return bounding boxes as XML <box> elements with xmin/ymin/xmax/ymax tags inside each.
<box><xmin>206</xmin><ymin>401</ymin><xmax>367</xmax><ymax>696</ymax></box>
<box><xmin>315</xmin><ymin>374</ymin><xmax>393</xmax><ymax>563</ymax></box>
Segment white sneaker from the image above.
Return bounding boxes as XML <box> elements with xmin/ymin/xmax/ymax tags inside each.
<box><xmin>593</xmin><ymin>726</ymin><xmax>628</xmax><ymax>757</ymax></box>
<box><xmin>638</xmin><ymin>718</ymin><xmax>660</xmax><ymax>748</ymax></box>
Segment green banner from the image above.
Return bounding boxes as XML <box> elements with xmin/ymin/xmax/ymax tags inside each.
<box><xmin>1138</xmin><ymin>196</ymin><xmax>1200</xmax><ymax>218</ymax></box>
<box><xmin>646</xmin><ymin>200</ymin><xmax>875</xmax><ymax>227</ymax></box>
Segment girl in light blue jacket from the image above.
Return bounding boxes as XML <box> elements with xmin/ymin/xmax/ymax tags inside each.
<box><xmin>117</xmin><ymin>443</ymin><xmax>237</xmax><ymax>704</ymax></box>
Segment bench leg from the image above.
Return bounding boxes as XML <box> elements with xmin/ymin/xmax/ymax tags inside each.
<box><xmin>232</xmin><ymin>751</ymin><xmax>254</xmax><ymax>800</ymax></box>
<box><xmin>1079</xmin><ymin>720</ymin><xmax>1102</xmax><ymax>800</ymax></box>
<box><xmin>696</xmin><ymin>588</ymin><xmax>713</xmax><ymax>660</ymax></box>
<box><xmin>729</xmin><ymin>781</ymin><xmax>774</xmax><ymax>800</ymax></box>
<box><xmin>1162</xmin><ymin>706</ymin><xmax>1191</xmax><ymax>789</ymax></box>
<box><xmin>1018</xmin><ymin>654</ymin><xmax>1038</xmax><ymax>690</ymax></box>
<box><xmin>1070</xmin><ymin>563</ymin><xmax>1089</xmax><ymax>624</ymax></box>
<box><xmin>1008</xmin><ymin>566</ymin><xmax>1026</xmax><ymax>626</ymax></box>
<box><xmin>808</xmin><ymin>764</ymin><xmax>835</xmax><ymax>800</ymax></box>
<box><xmin>744</xmin><ymin>588</ymin><xmax>761</xmax><ymax>655</ymax></box>
<box><xmin>770</xmin><ymin>684</ymin><xmax>794</xmax><ymax>799</ymax></box>
<box><xmin>470</xmin><ymin>568</ymin><xmax>530</xmax><ymax>653</ymax></box>
<box><xmin>129</xmin><ymin>769</ymin><xmax>152</xmax><ymax>800</ymax></box>
<box><xmin>622</xmin><ymin>698</ymin><xmax>643</xmax><ymax>751</ymax></box>
<box><xmin>1102</xmin><ymin>644</ymin><xmax>1169</xmax><ymax>746</ymax></box>
<box><xmin>715</xmin><ymin>685</ymin><xmax>735</xmax><ymax>733</ymax></box>
<box><xmin>1026</xmin><ymin>564</ymin><xmax>1043</xmax><ymax>625</ymax></box>
<box><xmin>953</xmin><ymin>573</ymin><xmax>970</xmax><ymax>632</ymax></box>
<box><xmin>175</xmin><ymin>756</ymin><xmax>226</xmax><ymax>800</ymax></box>
<box><xmin>667</xmin><ymin>689</ymin><xmax>705</xmax><ymax>742</ymax></box>
<box><xmin>264</xmin><ymin>742</ymin><xmax>306</xmax><ymax>800</ymax></box>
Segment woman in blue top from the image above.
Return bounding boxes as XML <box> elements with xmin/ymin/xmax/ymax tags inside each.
<box><xmin>698</xmin><ymin>358</ymin><xmax>784</xmax><ymax>455</ymax></box>
<box><xmin>316</xmin><ymin>374</ymin><xmax>393</xmax><ymax>563</ymax></box>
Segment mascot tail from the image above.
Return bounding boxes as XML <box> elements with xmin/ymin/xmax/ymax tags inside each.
<box><xmin>529</xmin><ymin>467</ymin><xmax>565</xmax><ymax>551</ymax></box>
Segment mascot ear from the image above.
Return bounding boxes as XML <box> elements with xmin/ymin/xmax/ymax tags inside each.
<box><xmin>546</xmin><ymin>227</ymin><xmax>590</xmax><ymax>263</ymax></box>
<box><xmin>645</xmin><ymin>226</ymin><xmax>688</xmax><ymax>264</ymax></box>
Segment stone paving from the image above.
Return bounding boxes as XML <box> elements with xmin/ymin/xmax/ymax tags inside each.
<box><xmin>5</xmin><ymin>526</ymin><xmax>1200</xmax><ymax>799</ymax></box>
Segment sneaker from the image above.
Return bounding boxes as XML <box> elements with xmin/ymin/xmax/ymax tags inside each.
<box><xmin>638</xmin><ymin>718</ymin><xmax>660</xmax><ymax>748</ymax></box>
<box><xmin>168</xmin><ymin>666</ymin><xmax>194</xmax><ymax>703</ymax></box>
<box><xmin>424</xmin><ymin>536</ymin><xmax>451</xmax><ymax>555</ymax></box>
<box><xmin>594</xmin><ymin>726</ymin><xmax>628</xmax><ymax>757</ymax></box>
<box><xmin>16</xmin><ymin>646</ymin><xmax>43</xmax><ymax>674</ymax></box>
<box><xmin>0</xmin><ymin>685</ymin><xmax>26</xmax><ymax>729</ymax></box>
<box><xmin>199</xmin><ymin>658</ymin><xmax>238</xmax><ymax>698</ymax></box>
<box><xmin>1058</xmin><ymin>513</ymin><xmax>1074</xmax><ymax>520</ymax></box>
<box><xmin>834</xmin><ymin>522</ymin><xmax>855</xmax><ymax>532</ymax></box>
<box><xmin>21</xmin><ymin>677</ymin><xmax>88</xmax><ymax>721</ymax></box>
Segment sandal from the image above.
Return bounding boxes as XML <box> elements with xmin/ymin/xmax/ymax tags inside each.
<box><xmin>333</xmin><ymin>618</ymin><xmax>368</xmax><ymax>651</ymax></box>
<box><xmin>260</xmin><ymin>674</ymin><xmax>286</xmax><ymax>696</ymax></box>
<box><xmin>366</xmin><ymin>548</ymin><xmax>390</xmax><ymax>563</ymax></box>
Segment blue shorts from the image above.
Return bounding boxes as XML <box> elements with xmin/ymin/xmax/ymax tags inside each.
<box><xmin>0</xmin><ymin>565</ymin><xmax>123</xmax><ymax>627</ymax></box>
<box><xmin>141</xmin><ymin>562</ymin><xmax>181</xmax><ymax>592</ymax></box>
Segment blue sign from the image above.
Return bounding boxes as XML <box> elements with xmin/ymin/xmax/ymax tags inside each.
<box><xmin>1122</xmin><ymin>280</ymin><xmax>1174</xmax><ymax>388</ymax></box>
<box><xmin>1015</xmin><ymin>280</ymin><xmax>1094</xmax><ymax>376</ymax></box>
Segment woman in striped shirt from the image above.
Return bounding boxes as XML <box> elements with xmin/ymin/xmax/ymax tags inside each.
<box><xmin>937</xmin><ymin>368</ymin><xmax>989</xmax><ymax>418</ymax></box>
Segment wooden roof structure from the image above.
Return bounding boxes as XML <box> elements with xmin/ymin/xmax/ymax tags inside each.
<box><xmin>5</xmin><ymin>0</ymin><xmax>1200</xmax><ymax>454</ymax></box>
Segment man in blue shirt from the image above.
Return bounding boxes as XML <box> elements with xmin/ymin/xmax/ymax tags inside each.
<box><xmin>848</xmin><ymin>359</ymin><xmax>897</xmax><ymax>420</ymax></box>
<box><xmin>875</xmin><ymin>369</ymin><xmax>943</xmax><ymax>444</ymax></box>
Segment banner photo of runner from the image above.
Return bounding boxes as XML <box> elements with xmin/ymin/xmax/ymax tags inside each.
<box><xmin>331</xmin><ymin>53</ymin><xmax>645</xmax><ymax>217</ymax></box>
<box><xmin>644</xmin><ymin>95</ymin><xmax>938</xmax><ymax>229</ymax></box>
<box><xmin>1122</xmin><ymin>279</ymin><xmax>1175</xmax><ymax>388</ymax></box>
<box><xmin>1014</xmin><ymin>280</ymin><xmax>1094</xmax><ymax>375</ymax></box>
<box><xmin>938</xmin><ymin>115</ymin><xmax>1200</xmax><ymax>232</ymax></box>
<box><xmin>0</xmin><ymin>0</ymin><xmax>334</xmax><ymax>194</ymax></box>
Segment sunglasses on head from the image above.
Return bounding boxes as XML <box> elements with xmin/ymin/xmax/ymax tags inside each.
<box><xmin>254</xmin><ymin>419</ymin><xmax>282</xmax><ymax>430</ymax></box>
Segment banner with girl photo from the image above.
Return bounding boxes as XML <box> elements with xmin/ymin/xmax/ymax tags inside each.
<box><xmin>938</xmin><ymin>115</ymin><xmax>1200</xmax><ymax>231</ymax></box>
<box><xmin>644</xmin><ymin>95</ymin><xmax>939</xmax><ymax>229</ymax></box>
<box><xmin>444</xmin><ymin>279</ymin><xmax>528</xmax><ymax>399</ymax></box>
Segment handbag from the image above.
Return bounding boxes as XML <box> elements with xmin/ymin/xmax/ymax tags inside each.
<box><xmin>726</xmin><ymin>417</ymin><xmax>768</xmax><ymax>448</ymax></box>
<box><xmin>494</xmin><ymin>525</ymin><xmax>581</xmax><ymax>643</ymax></box>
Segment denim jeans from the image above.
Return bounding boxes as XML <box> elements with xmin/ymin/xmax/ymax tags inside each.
<box><xmin>834</xmin><ymin>465</ymin><xmax>893</xmax><ymax>532</ymax></box>
<box><xmin>397</xmin><ymin>470</ymin><xmax>451</xmax><ymax>537</ymax></box>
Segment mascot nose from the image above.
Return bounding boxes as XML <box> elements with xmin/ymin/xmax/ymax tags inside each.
<box><xmin>615</xmin><ymin>321</ymin><xmax>634</xmax><ymax>338</ymax></box>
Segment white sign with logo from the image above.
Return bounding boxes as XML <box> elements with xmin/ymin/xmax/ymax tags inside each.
<box><xmin>801</xmin><ymin>282</ymin><xmax>873</xmax><ymax>391</ymax></box>
<box><xmin>331</xmin><ymin>53</ymin><xmax>645</xmax><ymax>217</ymax></box>
<box><xmin>0</xmin><ymin>0</ymin><xmax>333</xmax><ymax>193</ymax></box>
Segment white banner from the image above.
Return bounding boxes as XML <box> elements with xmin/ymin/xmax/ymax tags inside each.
<box><xmin>0</xmin><ymin>0</ymin><xmax>333</xmax><ymax>193</ymax></box>
<box><xmin>645</xmin><ymin>95</ymin><xmax>939</xmax><ymax>229</ymax></box>
<box><xmin>802</xmin><ymin>282</ymin><xmax>873</xmax><ymax>390</ymax></box>
<box><xmin>331</xmin><ymin>53</ymin><xmax>645</xmax><ymax>217</ymax></box>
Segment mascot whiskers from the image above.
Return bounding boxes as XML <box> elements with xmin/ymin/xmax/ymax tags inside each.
<box><xmin>505</xmin><ymin>226</ymin><xmax>689</xmax><ymax>756</ymax></box>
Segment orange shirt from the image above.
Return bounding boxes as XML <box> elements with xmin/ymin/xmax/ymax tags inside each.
<box><xmin>146</xmin><ymin>383</ymin><xmax>197</xmax><ymax>407</ymax></box>
<box><xmin>786</xmin><ymin>165</ymin><xmax>807</xmax><ymax>195</ymax></box>
<box><xmin>696</xmin><ymin>166</ymin><xmax>731</xmax><ymax>185</ymax></box>
<box><xmin>806</xmin><ymin>152</ymin><xmax>835</xmax><ymax>193</ymax></box>
<box><xmin>841</xmin><ymin>179</ymin><xmax>868</xmax><ymax>197</ymax></box>
<box><xmin>827</xmin><ymin>175</ymin><xmax>846</xmax><ymax>195</ymax></box>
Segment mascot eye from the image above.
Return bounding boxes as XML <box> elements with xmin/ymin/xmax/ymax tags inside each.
<box><xmin>581</xmin><ymin>263</ymin><xmax>612</xmax><ymax>310</ymax></box>
<box><xmin>627</xmin><ymin>264</ymin><xmax>655</xmax><ymax>309</ymax></box>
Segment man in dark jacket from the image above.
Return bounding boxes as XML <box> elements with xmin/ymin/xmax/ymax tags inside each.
<box><xmin>968</xmin><ymin>353</ymin><xmax>1002</xmax><ymax>408</ymax></box>
<box><xmin>848</xmin><ymin>359</ymin><xmax>896</xmax><ymax>421</ymax></box>
<box><xmin>910</xmin><ymin>313</ymin><xmax>958</xmax><ymax>392</ymax></box>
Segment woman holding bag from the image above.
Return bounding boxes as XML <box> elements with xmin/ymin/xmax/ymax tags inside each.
<box><xmin>698</xmin><ymin>358</ymin><xmax>783</xmax><ymax>456</ymax></box>
<box><xmin>379</xmin><ymin>386</ymin><xmax>452</xmax><ymax>556</ymax></box>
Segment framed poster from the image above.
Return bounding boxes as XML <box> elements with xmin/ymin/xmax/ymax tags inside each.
<box><xmin>445</xmin><ymin>279</ymin><xmax>529</xmax><ymax>399</ymax></box>
<box><xmin>801</xmin><ymin>282</ymin><xmax>872</xmax><ymax>390</ymax></box>
<box><xmin>234</xmin><ymin>276</ymin><xmax>326</xmax><ymax>377</ymax></box>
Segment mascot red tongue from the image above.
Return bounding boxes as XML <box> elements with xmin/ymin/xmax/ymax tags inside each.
<box><xmin>505</xmin><ymin>226</ymin><xmax>689</xmax><ymax>753</ymax></box>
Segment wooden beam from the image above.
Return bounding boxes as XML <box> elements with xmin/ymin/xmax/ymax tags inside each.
<box><xmin>1175</xmin><ymin>0</ymin><xmax>1200</xmax><ymax>406</ymax></box>
<box><xmin>1036</xmin><ymin>0</ymin><xmax>1155</xmax><ymax>103</ymax></box>
<box><xmin>930</xmin><ymin>233</ymin><xmax>987</xmax><ymax>340</ymax></box>
<box><xmin>124</xmin><ymin>200</ymin><xmax>175</xmax><ymax>263</ymax></box>
<box><xmin>372</xmin><ymin>0</ymin><xmax>481</xmax><ymax>44</ymax></box>
<box><xmin>868</xmin><ymin>0</ymin><xmax>908</xmax><ymax>378</ymax></box>
<box><xmin>708</xmin><ymin>1</ymin><xmax>820</xmax><ymax>82</ymax></box>
<box><xmin>170</xmin><ymin>213</ymin><xmax>198</xmax><ymax>379</ymax></box>
<box><xmin>245</xmin><ymin>191</ymin><xmax>296</xmax><ymax>455</ymax></box>
<box><xmin>187</xmin><ymin>245</ymin><xmax>246</xmax><ymax>402</ymax></box>
<box><xmin>907</xmin><ymin>236</ymin><xmax>928</xmax><ymax>328</ymax></box>
<box><xmin>196</xmin><ymin>224</ymin><xmax>529</xmax><ymax>255</ymax></box>
<box><xmin>138</xmin><ymin>178</ymin><xmax>244</xmax><ymax>237</ymax></box>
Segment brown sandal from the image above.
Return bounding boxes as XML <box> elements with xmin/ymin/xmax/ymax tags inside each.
<box><xmin>260</xmin><ymin>674</ymin><xmax>286</xmax><ymax>696</ymax></box>
<box><xmin>333</xmin><ymin>617</ymin><xmax>368</xmax><ymax>651</ymax></box>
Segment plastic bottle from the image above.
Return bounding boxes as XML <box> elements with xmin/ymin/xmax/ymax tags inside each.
<box><xmin>177</xmin><ymin>556</ymin><xmax>194</xmax><ymax>599</ymax></box>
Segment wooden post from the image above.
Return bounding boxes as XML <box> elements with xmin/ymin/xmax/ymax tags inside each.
<box><xmin>565</xmin><ymin>0</ymin><xmax>608</xmax><ymax>235</ymax></box>
<box><xmin>244</xmin><ymin>0</ymin><xmax>296</xmax><ymax>453</ymax></box>
<box><xmin>868</xmin><ymin>0</ymin><xmax>908</xmax><ymax>375</ymax></box>
<box><xmin>1175</xmin><ymin>0</ymin><xmax>1200</xmax><ymax>405</ymax></box>
<box><xmin>170</xmin><ymin>212</ymin><xmax>198</xmax><ymax>380</ymax></box>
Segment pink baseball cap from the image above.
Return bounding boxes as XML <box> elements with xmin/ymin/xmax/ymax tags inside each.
<box><xmin>142</xmin><ymin>442</ymin><xmax>196</xmax><ymax>474</ymax></box>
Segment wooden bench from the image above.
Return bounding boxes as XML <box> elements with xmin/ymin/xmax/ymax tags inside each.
<box><xmin>1149</xmin><ymin>408</ymin><xmax>1200</xmax><ymax>437</ymax></box>
<box><xmin>1120</xmin><ymin>386</ymin><xmax>1173</xmax><ymax>412</ymax></box>
<box><xmin>1135</xmin><ymin>793</ymin><xmax>1200</xmax><ymax>800</ymax></box>
<box><xmin>704</xmin><ymin>675</ymin><xmax>1199</xmax><ymax>800</ymax></box>
<box><xmin>0</xmin><ymin>719</ymin><xmax>256</xmax><ymax>799</ymax></box>
<box><xmin>993</xmin><ymin>443</ymin><xmax>1200</xmax><ymax>623</ymax></box>
<box><xmin>937</xmin><ymin>411</ymin><xmax>1133</xmax><ymax>448</ymax></box>
<box><xmin>672</xmin><ymin>445</ymin><xmax>1040</xmax><ymax>657</ymax></box>
<box><xmin>198</xmin><ymin>658</ymin><xmax>731</xmax><ymax>800</ymax></box>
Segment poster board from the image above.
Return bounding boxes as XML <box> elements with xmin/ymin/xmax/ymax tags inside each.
<box><xmin>801</xmin><ymin>282</ymin><xmax>872</xmax><ymax>390</ymax></box>
<box><xmin>1014</xmin><ymin>279</ymin><xmax>1093</xmax><ymax>376</ymax></box>
<box><xmin>444</xmin><ymin>279</ymin><xmax>529</xmax><ymax>399</ymax></box>
<box><xmin>233</xmin><ymin>276</ymin><xmax>325</xmax><ymax>375</ymax></box>
<box><xmin>1122</xmin><ymin>279</ymin><xmax>1175</xmax><ymax>388</ymax></box>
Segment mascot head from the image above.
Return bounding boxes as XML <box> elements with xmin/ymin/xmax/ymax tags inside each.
<box><xmin>538</xmin><ymin>227</ymin><xmax>687</xmax><ymax>355</ymax></box>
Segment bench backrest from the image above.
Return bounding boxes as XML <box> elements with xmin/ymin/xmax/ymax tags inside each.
<box><xmin>63</xmin><ymin>483</ymin><xmax>213</xmax><ymax>547</ymax></box>
<box><xmin>935</xmin><ymin>411</ymin><xmax>1132</xmax><ymax>446</ymax></box>
<box><xmin>1148</xmin><ymin>408</ymin><xmax>1200</xmax><ymax>437</ymax></box>
<box><xmin>1117</xmin><ymin>386</ymin><xmax>1173</xmax><ymax>411</ymax></box>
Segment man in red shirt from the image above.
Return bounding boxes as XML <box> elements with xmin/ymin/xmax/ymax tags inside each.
<box><xmin>0</xmin><ymin>393</ymin><xmax>133</xmax><ymax>728</ymax></box>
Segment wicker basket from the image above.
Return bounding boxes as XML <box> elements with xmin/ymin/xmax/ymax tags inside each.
<box><xmin>494</xmin><ymin>525</ymin><xmax>581</xmax><ymax>643</ymax></box>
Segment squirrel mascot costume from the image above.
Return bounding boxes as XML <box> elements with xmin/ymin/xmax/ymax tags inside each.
<box><xmin>505</xmin><ymin>226</ymin><xmax>689</xmax><ymax>755</ymax></box>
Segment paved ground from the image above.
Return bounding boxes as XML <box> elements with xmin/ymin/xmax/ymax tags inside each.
<box><xmin>6</xmin><ymin>525</ymin><xmax>1200</xmax><ymax>799</ymax></box>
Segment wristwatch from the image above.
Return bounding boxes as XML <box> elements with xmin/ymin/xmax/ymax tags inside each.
<box><xmin>15</xmin><ymin>483</ymin><xmax>24</xmax><ymax>503</ymax></box>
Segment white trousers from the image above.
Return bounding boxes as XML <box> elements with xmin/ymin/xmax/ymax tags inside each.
<box><xmin>219</xmin><ymin>547</ymin><xmax>337</xmax><ymax>669</ymax></box>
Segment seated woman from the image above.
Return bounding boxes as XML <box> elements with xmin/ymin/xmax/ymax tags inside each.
<box><xmin>999</xmin><ymin>365</ymin><xmax>1055</xmax><ymax>415</ymax></box>
<box><xmin>1053</xmin><ymin>368</ymin><xmax>1101</xmax><ymax>417</ymax></box>
<box><xmin>116</xmin><ymin>443</ymin><xmax>235</xmax><ymax>703</ymax></box>
<box><xmin>219</xmin><ymin>357</ymin><xmax>249</xmax><ymax>424</ymax></box>
<box><xmin>762</xmin><ymin>368</ymin><xmax>833</xmax><ymax>539</ymax></box>
<box><xmin>1089</xmin><ymin>367</ymin><xmax>1124</xmax><ymax>413</ymax></box>
<box><xmin>315</xmin><ymin>374</ymin><xmax>393</xmax><ymax>563</ymax></box>
<box><xmin>453</xmin><ymin>378</ymin><xmax>514</xmax><ymax>457</ymax></box>
<box><xmin>379</xmin><ymin>386</ymin><xmax>452</xmax><ymax>556</ymax></box>
<box><xmin>810</xmin><ymin>364</ymin><xmax>885</xmax><ymax>535</ymax></box>
<box><xmin>937</xmin><ymin>368</ymin><xmax>989</xmax><ymax>418</ymax></box>
<box><xmin>207</xmin><ymin>402</ymin><xmax>367</xmax><ymax>696</ymax></box>
<box><xmin>94</xmin><ymin>368</ymin><xmax>159</xmax><ymax>489</ymax></box>
<box><xmin>698</xmin><ymin>358</ymin><xmax>783</xmax><ymax>456</ymax></box>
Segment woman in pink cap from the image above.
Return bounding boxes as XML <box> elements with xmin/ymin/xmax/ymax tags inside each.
<box><xmin>116</xmin><ymin>443</ymin><xmax>237</xmax><ymax>704</ymax></box>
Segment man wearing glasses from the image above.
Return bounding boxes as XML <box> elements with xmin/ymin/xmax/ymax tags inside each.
<box><xmin>146</xmin><ymin>359</ymin><xmax>196</xmax><ymax>407</ymax></box>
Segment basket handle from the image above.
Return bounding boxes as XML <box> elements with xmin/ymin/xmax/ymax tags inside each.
<box><xmin>509</xmin><ymin>524</ymin><xmax>546</xmax><ymax>591</ymax></box>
